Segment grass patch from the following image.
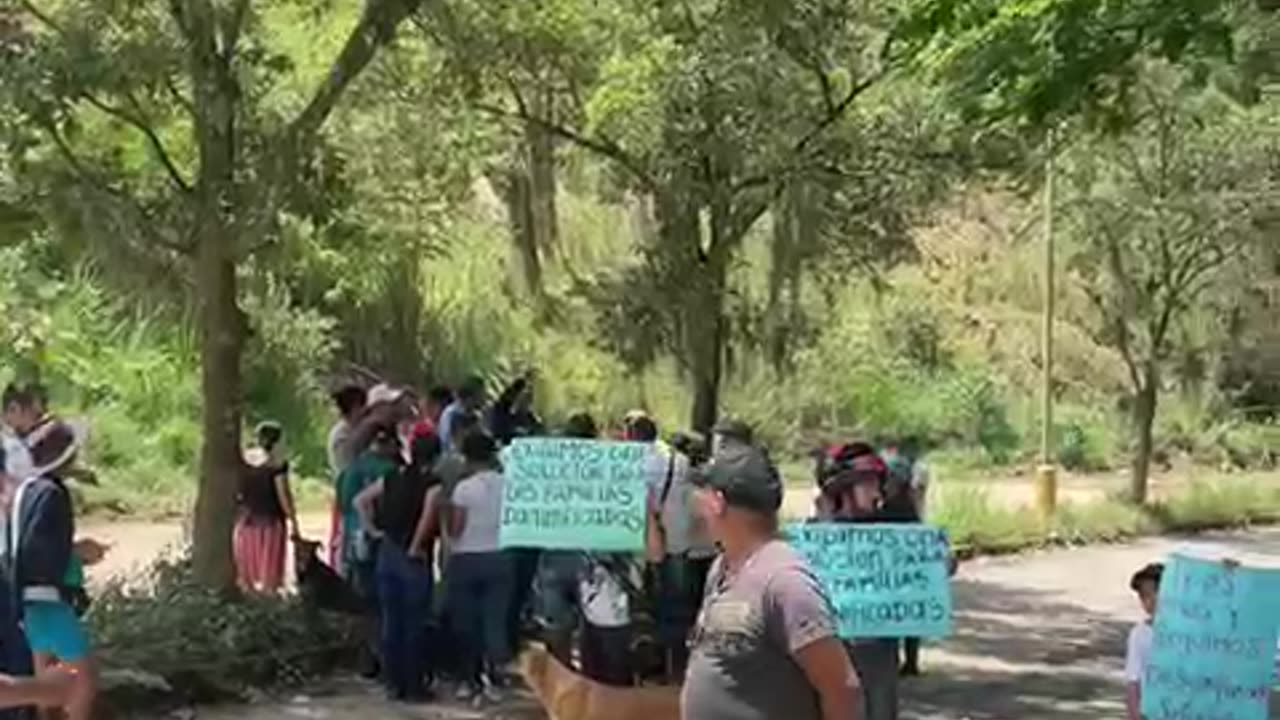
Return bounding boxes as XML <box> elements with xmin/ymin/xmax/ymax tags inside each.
<box><xmin>930</xmin><ymin>476</ymin><xmax>1280</xmax><ymax>555</ymax></box>
<box><xmin>1149</xmin><ymin>478</ymin><xmax>1280</xmax><ymax>531</ymax></box>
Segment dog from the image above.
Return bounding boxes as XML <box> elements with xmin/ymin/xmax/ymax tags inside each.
<box><xmin>293</xmin><ymin>537</ymin><xmax>367</xmax><ymax>616</ymax></box>
<box><xmin>293</xmin><ymin>537</ymin><xmax>381</xmax><ymax>678</ymax></box>
<box><xmin>518</xmin><ymin>644</ymin><xmax>681</xmax><ymax>720</ymax></box>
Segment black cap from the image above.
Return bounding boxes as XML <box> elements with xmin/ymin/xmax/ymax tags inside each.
<box><xmin>712</xmin><ymin>417</ymin><xmax>754</xmax><ymax>445</ymax></box>
<box><xmin>691</xmin><ymin>446</ymin><xmax>782</xmax><ymax>514</ymax></box>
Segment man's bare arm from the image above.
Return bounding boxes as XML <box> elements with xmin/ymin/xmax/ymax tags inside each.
<box><xmin>794</xmin><ymin>637</ymin><xmax>862</xmax><ymax>720</ymax></box>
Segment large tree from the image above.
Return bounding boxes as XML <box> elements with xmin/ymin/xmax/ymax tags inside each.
<box><xmin>1060</xmin><ymin>72</ymin><xmax>1279</xmax><ymax>501</ymax></box>
<box><xmin>2</xmin><ymin>0</ymin><xmax>424</xmax><ymax>587</ymax></box>
<box><xmin>439</xmin><ymin>0</ymin><xmax>934</xmax><ymax>432</ymax></box>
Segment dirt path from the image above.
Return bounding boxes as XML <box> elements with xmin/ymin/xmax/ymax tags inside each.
<box><xmin>152</xmin><ymin>528</ymin><xmax>1279</xmax><ymax>720</ymax></box>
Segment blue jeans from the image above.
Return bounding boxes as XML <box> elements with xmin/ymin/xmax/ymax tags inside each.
<box><xmin>446</xmin><ymin>552</ymin><xmax>515</xmax><ymax>682</ymax></box>
<box><xmin>377</xmin><ymin>542</ymin><xmax>433</xmax><ymax>697</ymax></box>
<box><xmin>534</xmin><ymin>551</ymin><xmax>584</xmax><ymax>665</ymax></box>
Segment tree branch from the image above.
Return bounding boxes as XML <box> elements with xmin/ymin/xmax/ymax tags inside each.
<box><xmin>475</xmin><ymin>103</ymin><xmax>655</xmax><ymax>191</ymax></box>
<box><xmin>730</xmin><ymin>68</ymin><xmax>886</xmax><ymax>195</ymax></box>
<box><xmin>163</xmin><ymin>74</ymin><xmax>196</xmax><ymax>118</ymax></box>
<box><xmin>220</xmin><ymin>0</ymin><xmax>251</xmax><ymax>62</ymax></box>
<box><xmin>80</xmin><ymin>92</ymin><xmax>192</xmax><ymax>193</ymax></box>
<box><xmin>237</xmin><ymin>0</ymin><xmax>424</xmax><ymax>248</ymax></box>
<box><xmin>40</xmin><ymin>120</ymin><xmax>193</xmax><ymax>255</ymax></box>
<box><xmin>167</xmin><ymin>0</ymin><xmax>193</xmax><ymax>41</ymax></box>
<box><xmin>286</xmin><ymin>0</ymin><xmax>425</xmax><ymax>146</ymax></box>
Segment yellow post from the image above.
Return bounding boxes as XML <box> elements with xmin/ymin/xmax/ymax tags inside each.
<box><xmin>1036</xmin><ymin>127</ymin><xmax>1059</xmax><ymax>522</ymax></box>
<box><xmin>1034</xmin><ymin>463</ymin><xmax>1057</xmax><ymax>520</ymax></box>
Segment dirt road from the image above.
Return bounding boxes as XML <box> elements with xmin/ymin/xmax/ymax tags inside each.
<box><xmin>158</xmin><ymin>527</ymin><xmax>1279</xmax><ymax>720</ymax></box>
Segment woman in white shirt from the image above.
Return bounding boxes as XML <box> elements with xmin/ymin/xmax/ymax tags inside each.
<box><xmin>444</xmin><ymin>432</ymin><xmax>514</xmax><ymax>705</ymax></box>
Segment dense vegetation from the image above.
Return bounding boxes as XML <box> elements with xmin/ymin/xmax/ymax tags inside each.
<box><xmin>1</xmin><ymin>0</ymin><xmax>1278</xmax><ymax>586</ymax></box>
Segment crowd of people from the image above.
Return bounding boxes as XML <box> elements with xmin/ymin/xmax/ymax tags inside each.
<box><xmin>0</xmin><ymin>371</ymin><xmax>1270</xmax><ymax>720</ymax></box>
<box><xmin>226</xmin><ymin>371</ymin><xmax>937</xmax><ymax>719</ymax></box>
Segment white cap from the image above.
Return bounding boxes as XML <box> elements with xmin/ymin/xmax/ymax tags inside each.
<box><xmin>366</xmin><ymin>383</ymin><xmax>405</xmax><ymax>406</ymax></box>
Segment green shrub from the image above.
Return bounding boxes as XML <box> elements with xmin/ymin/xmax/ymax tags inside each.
<box><xmin>90</xmin><ymin>553</ymin><xmax>361</xmax><ymax>704</ymax></box>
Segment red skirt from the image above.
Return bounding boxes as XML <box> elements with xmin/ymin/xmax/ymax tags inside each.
<box><xmin>233</xmin><ymin>515</ymin><xmax>287</xmax><ymax>592</ymax></box>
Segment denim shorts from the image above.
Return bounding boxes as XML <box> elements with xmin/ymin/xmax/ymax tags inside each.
<box><xmin>24</xmin><ymin>600</ymin><xmax>90</xmax><ymax>662</ymax></box>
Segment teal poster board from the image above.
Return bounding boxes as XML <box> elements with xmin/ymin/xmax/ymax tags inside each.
<box><xmin>499</xmin><ymin>438</ymin><xmax>648</xmax><ymax>552</ymax></box>
<box><xmin>1142</xmin><ymin>554</ymin><xmax>1280</xmax><ymax>720</ymax></box>
<box><xmin>787</xmin><ymin>523</ymin><xmax>953</xmax><ymax>639</ymax></box>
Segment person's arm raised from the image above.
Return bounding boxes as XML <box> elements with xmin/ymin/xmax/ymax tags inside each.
<box><xmin>340</xmin><ymin>401</ymin><xmax>401</xmax><ymax>461</ymax></box>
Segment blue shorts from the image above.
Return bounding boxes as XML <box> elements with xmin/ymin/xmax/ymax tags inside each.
<box><xmin>23</xmin><ymin>601</ymin><xmax>90</xmax><ymax>662</ymax></box>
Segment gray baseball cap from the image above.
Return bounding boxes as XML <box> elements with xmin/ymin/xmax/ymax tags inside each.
<box><xmin>691</xmin><ymin>446</ymin><xmax>782</xmax><ymax>514</ymax></box>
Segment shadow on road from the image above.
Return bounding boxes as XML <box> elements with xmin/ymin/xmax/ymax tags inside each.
<box><xmin>904</xmin><ymin>578</ymin><xmax>1130</xmax><ymax>720</ymax></box>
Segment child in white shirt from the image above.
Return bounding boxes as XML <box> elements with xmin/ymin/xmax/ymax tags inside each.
<box><xmin>1125</xmin><ymin>563</ymin><xmax>1163</xmax><ymax>720</ymax></box>
<box><xmin>579</xmin><ymin>554</ymin><xmax>635</xmax><ymax>686</ymax></box>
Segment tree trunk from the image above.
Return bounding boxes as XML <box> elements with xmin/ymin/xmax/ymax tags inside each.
<box><xmin>1129</xmin><ymin>374</ymin><xmax>1159</xmax><ymax>504</ymax></box>
<box><xmin>525</xmin><ymin>100</ymin><xmax>558</xmax><ymax>259</ymax></box>
<box><xmin>689</xmin><ymin>279</ymin><xmax>726</xmax><ymax>435</ymax></box>
<box><xmin>689</xmin><ymin>199</ymin><xmax>732</xmax><ymax>435</ymax></box>
<box><xmin>767</xmin><ymin>184</ymin><xmax>808</xmax><ymax>374</ymax></box>
<box><xmin>189</xmin><ymin>20</ymin><xmax>245</xmax><ymax>590</ymax></box>
<box><xmin>191</xmin><ymin>236</ymin><xmax>245</xmax><ymax>589</ymax></box>
<box><xmin>491</xmin><ymin>166</ymin><xmax>542</xmax><ymax>296</ymax></box>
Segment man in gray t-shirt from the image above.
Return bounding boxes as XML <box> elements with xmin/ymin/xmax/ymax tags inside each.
<box><xmin>682</xmin><ymin>444</ymin><xmax>861</xmax><ymax>720</ymax></box>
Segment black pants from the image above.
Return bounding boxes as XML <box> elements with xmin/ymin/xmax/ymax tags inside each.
<box><xmin>507</xmin><ymin>548</ymin><xmax>542</xmax><ymax>654</ymax></box>
<box><xmin>901</xmin><ymin>637</ymin><xmax>920</xmax><ymax>671</ymax></box>
<box><xmin>652</xmin><ymin>555</ymin><xmax>713</xmax><ymax>680</ymax></box>
<box><xmin>581</xmin><ymin>624</ymin><xmax>632</xmax><ymax>686</ymax></box>
<box><xmin>848</xmin><ymin>639</ymin><xmax>899</xmax><ymax>720</ymax></box>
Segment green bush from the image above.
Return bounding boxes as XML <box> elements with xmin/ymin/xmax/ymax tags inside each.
<box><xmin>90</xmin><ymin>553</ymin><xmax>361</xmax><ymax>705</ymax></box>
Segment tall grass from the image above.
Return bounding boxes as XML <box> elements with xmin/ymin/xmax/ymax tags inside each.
<box><xmin>928</xmin><ymin>476</ymin><xmax>1279</xmax><ymax>555</ymax></box>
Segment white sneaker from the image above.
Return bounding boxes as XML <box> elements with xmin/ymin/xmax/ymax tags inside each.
<box><xmin>480</xmin><ymin>674</ymin><xmax>504</xmax><ymax>704</ymax></box>
<box><xmin>454</xmin><ymin>683</ymin><xmax>477</xmax><ymax>703</ymax></box>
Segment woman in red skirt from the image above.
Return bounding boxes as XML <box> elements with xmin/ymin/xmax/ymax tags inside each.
<box><xmin>234</xmin><ymin>422</ymin><xmax>298</xmax><ymax>593</ymax></box>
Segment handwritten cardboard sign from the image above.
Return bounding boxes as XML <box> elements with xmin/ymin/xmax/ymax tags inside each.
<box><xmin>1143</xmin><ymin>554</ymin><xmax>1280</xmax><ymax>720</ymax></box>
<box><xmin>788</xmin><ymin>523</ymin><xmax>953</xmax><ymax>639</ymax></box>
<box><xmin>499</xmin><ymin>438</ymin><xmax>648</xmax><ymax>552</ymax></box>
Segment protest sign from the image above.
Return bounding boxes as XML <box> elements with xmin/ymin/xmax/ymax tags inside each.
<box><xmin>1142</xmin><ymin>554</ymin><xmax>1280</xmax><ymax>720</ymax></box>
<box><xmin>499</xmin><ymin>438</ymin><xmax>649</xmax><ymax>552</ymax></box>
<box><xmin>788</xmin><ymin>523</ymin><xmax>953</xmax><ymax>639</ymax></box>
